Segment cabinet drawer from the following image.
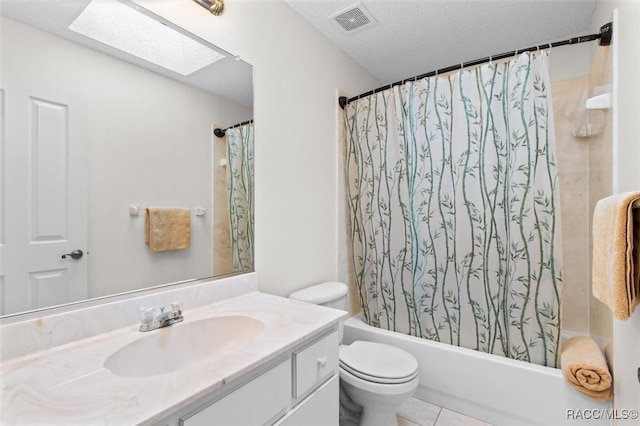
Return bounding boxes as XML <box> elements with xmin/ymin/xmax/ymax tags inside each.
<box><xmin>293</xmin><ymin>331</ymin><xmax>339</xmax><ymax>399</ymax></box>
<box><xmin>180</xmin><ymin>358</ymin><xmax>292</xmax><ymax>426</ymax></box>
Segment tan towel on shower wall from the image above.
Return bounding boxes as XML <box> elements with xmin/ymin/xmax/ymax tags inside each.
<box><xmin>145</xmin><ymin>207</ymin><xmax>191</xmax><ymax>252</ymax></box>
<box><xmin>560</xmin><ymin>336</ymin><xmax>612</xmax><ymax>401</ymax></box>
<box><xmin>592</xmin><ymin>191</ymin><xmax>640</xmax><ymax>320</ymax></box>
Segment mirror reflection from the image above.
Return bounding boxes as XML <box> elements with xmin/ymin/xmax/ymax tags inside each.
<box><xmin>0</xmin><ymin>0</ymin><xmax>254</xmax><ymax>317</ymax></box>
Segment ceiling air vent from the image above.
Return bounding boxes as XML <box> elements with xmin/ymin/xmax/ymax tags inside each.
<box><xmin>331</xmin><ymin>3</ymin><xmax>377</xmax><ymax>33</ymax></box>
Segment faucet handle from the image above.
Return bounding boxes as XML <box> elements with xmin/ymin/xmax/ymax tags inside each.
<box><xmin>171</xmin><ymin>301</ymin><xmax>183</xmax><ymax>312</ymax></box>
<box><xmin>139</xmin><ymin>307</ymin><xmax>155</xmax><ymax>325</ymax></box>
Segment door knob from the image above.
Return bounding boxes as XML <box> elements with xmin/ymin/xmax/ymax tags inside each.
<box><xmin>61</xmin><ymin>249</ymin><xmax>84</xmax><ymax>260</ymax></box>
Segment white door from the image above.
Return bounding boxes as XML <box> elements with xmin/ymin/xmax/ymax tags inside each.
<box><xmin>1</xmin><ymin>76</ymin><xmax>88</xmax><ymax>316</ymax></box>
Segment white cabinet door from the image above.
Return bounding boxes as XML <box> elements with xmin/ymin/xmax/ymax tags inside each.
<box><xmin>2</xmin><ymin>76</ymin><xmax>88</xmax><ymax>315</ymax></box>
<box><xmin>275</xmin><ymin>375</ymin><xmax>339</xmax><ymax>426</ymax></box>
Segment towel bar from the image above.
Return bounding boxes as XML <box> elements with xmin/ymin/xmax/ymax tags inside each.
<box><xmin>129</xmin><ymin>205</ymin><xmax>207</xmax><ymax>216</ymax></box>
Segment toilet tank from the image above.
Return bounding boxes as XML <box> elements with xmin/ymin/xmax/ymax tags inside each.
<box><xmin>288</xmin><ymin>282</ymin><xmax>348</xmax><ymax>310</ymax></box>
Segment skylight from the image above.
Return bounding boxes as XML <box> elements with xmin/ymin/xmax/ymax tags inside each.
<box><xmin>69</xmin><ymin>0</ymin><xmax>224</xmax><ymax>76</ymax></box>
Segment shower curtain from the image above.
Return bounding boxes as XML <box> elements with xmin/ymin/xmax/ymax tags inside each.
<box><xmin>226</xmin><ymin>123</ymin><xmax>254</xmax><ymax>272</ymax></box>
<box><xmin>344</xmin><ymin>52</ymin><xmax>563</xmax><ymax>367</ymax></box>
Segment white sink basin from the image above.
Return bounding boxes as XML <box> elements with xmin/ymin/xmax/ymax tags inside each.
<box><xmin>104</xmin><ymin>315</ymin><xmax>264</xmax><ymax>377</ymax></box>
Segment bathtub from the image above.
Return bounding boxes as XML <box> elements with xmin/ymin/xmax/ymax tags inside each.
<box><xmin>342</xmin><ymin>315</ymin><xmax>612</xmax><ymax>426</ymax></box>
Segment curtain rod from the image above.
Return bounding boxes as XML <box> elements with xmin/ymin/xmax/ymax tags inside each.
<box><xmin>214</xmin><ymin>119</ymin><xmax>254</xmax><ymax>138</ymax></box>
<box><xmin>339</xmin><ymin>22</ymin><xmax>612</xmax><ymax>110</ymax></box>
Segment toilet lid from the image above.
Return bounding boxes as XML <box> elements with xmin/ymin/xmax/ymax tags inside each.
<box><xmin>339</xmin><ymin>341</ymin><xmax>418</xmax><ymax>384</ymax></box>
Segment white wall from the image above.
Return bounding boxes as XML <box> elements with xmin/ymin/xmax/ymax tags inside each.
<box><xmin>2</xmin><ymin>17</ymin><xmax>251</xmax><ymax>298</ymax></box>
<box><xmin>591</xmin><ymin>0</ymin><xmax>640</xmax><ymax>420</ymax></box>
<box><xmin>136</xmin><ymin>0</ymin><xmax>380</xmax><ymax>297</ymax></box>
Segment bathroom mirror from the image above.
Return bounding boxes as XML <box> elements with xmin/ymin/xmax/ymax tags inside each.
<box><xmin>0</xmin><ymin>0</ymin><xmax>254</xmax><ymax>317</ymax></box>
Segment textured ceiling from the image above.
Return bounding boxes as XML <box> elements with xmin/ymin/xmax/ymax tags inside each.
<box><xmin>1</xmin><ymin>0</ymin><xmax>253</xmax><ymax>107</ymax></box>
<box><xmin>285</xmin><ymin>0</ymin><xmax>598</xmax><ymax>86</ymax></box>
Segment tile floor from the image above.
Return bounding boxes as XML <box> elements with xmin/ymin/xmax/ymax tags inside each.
<box><xmin>397</xmin><ymin>397</ymin><xmax>492</xmax><ymax>426</ymax></box>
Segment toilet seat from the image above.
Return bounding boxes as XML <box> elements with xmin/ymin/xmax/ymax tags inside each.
<box><xmin>340</xmin><ymin>361</ymin><xmax>418</xmax><ymax>384</ymax></box>
<box><xmin>339</xmin><ymin>341</ymin><xmax>418</xmax><ymax>384</ymax></box>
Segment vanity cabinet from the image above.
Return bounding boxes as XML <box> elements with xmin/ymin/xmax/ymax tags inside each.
<box><xmin>159</xmin><ymin>329</ymin><xmax>340</xmax><ymax>426</ymax></box>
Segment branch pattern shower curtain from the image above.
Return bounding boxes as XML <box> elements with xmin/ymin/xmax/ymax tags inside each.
<box><xmin>344</xmin><ymin>52</ymin><xmax>563</xmax><ymax>367</ymax></box>
<box><xmin>226</xmin><ymin>123</ymin><xmax>254</xmax><ymax>272</ymax></box>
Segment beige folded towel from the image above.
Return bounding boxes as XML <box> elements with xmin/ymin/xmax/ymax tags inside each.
<box><xmin>561</xmin><ymin>336</ymin><xmax>613</xmax><ymax>401</ymax></box>
<box><xmin>592</xmin><ymin>191</ymin><xmax>640</xmax><ymax>320</ymax></box>
<box><xmin>145</xmin><ymin>207</ymin><xmax>191</xmax><ymax>252</ymax></box>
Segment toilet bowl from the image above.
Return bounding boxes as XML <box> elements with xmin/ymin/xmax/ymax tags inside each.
<box><xmin>339</xmin><ymin>340</ymin><xmax>418</xmax><ymax>426</ymax></box>
<box><xmin>289</xmin><ymin>282</ymin><xmax>419</xmax><ymax>426</ymax></box>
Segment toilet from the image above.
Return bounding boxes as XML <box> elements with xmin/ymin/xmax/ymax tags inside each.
<box><xmin>289</xmin><ymin>282</ymin><xmax>418</xmax><ymax>426</ymax></box>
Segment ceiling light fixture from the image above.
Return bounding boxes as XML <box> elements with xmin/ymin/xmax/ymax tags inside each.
<box><xmin>193</xmin><ymin>0</ymin><xmax>225</xmax><ymax>16</ymax></box>
<box><xmin>69</xmin><ymin>0</ymin><xmax>224</xmax><ymax>76</ymax></box>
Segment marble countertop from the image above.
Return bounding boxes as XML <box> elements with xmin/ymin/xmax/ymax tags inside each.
<box><xmin>1</xmin><ymin>292</ymin><xmax>345</xmax><ymax>425</ymax></box>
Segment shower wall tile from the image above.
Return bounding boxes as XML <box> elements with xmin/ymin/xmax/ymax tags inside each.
<box><xmin>552</xmin><ymin>41</ymin><xmax>614</xmax><ymax>339</ymax></box>
<box><xmin>552</xmin><ymin>76</ymin><xmax>591</xmax><ymax>334</ymax></box>
<box><xmin>587</xmin><ymin>45</ymin><xmax>613</xmax><ymax>339</ymax></box>
<box><xmin>590</xmin><ymin>295</ymin><xmax>613</xmax><ymax>338</ymax></box>
<box><xmin>557</xmin><ymin>177</ymin><xmax>590</xmax><ymax>333</ymax></box>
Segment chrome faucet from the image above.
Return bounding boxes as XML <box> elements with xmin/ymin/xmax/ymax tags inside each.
<box><xmin>139</xmin><ymin>301</ymin><xmax>184</xmax><ymax>332</ymax></box>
